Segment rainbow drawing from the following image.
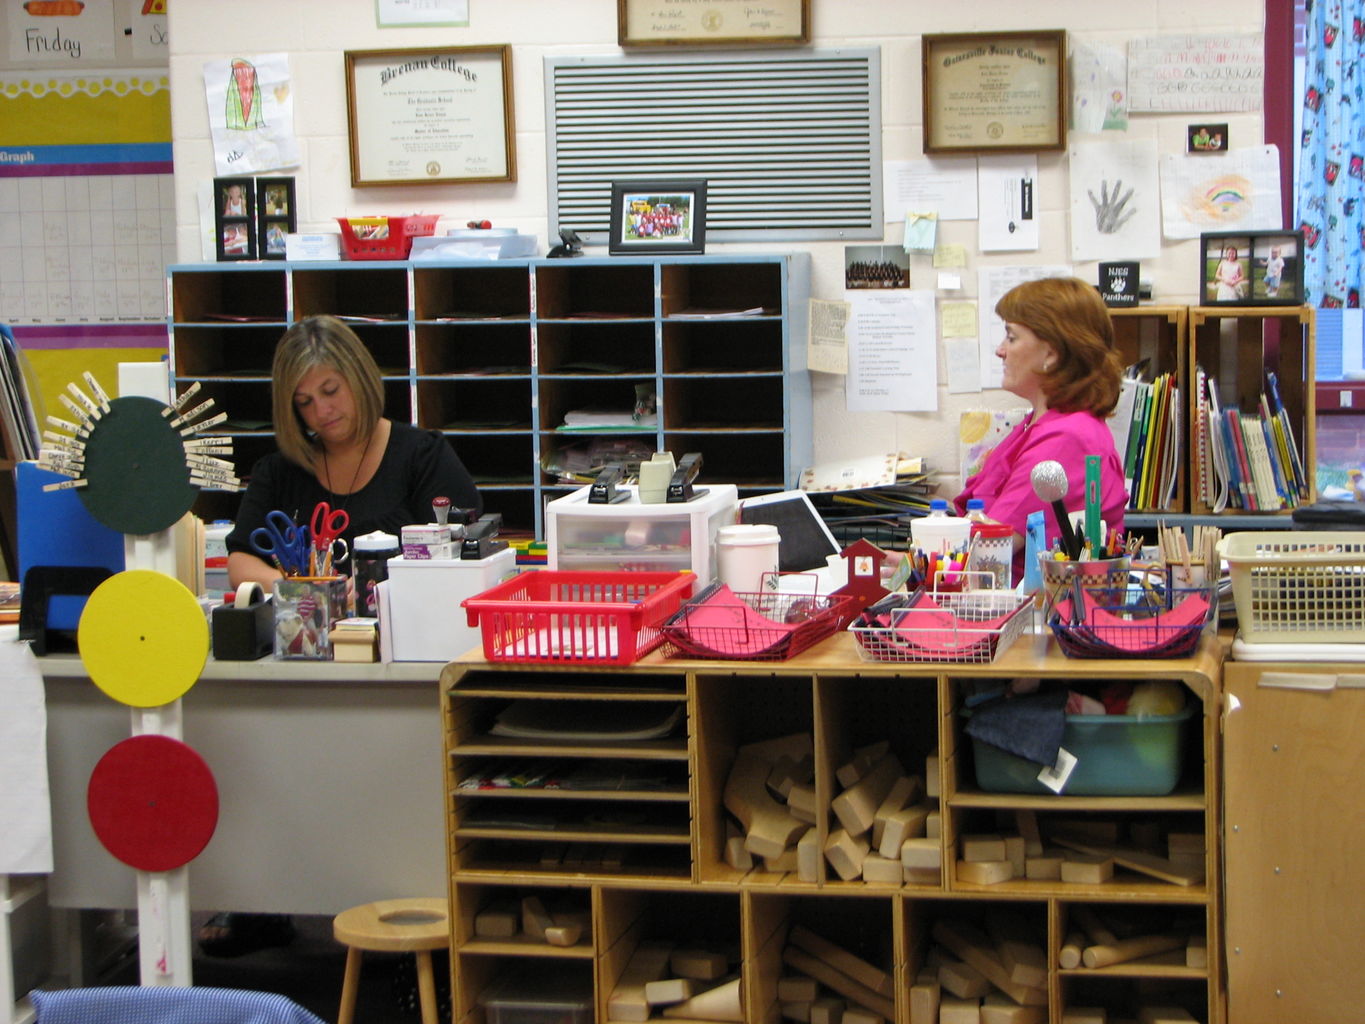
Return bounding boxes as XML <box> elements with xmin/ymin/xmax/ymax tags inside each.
<box><xmin>1183</xmin><ymin>174</ymin><xmax>1254</xmax><ymax>224</ymax></box>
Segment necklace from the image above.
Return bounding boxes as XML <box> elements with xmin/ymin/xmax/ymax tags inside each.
<box><xmin>321</xmin><ymin>429</ymin><xmax>374</xmax><ymax>508</ymax></box>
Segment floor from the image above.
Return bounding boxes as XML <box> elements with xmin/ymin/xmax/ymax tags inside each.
<box><xmin>95</xmin><ymin>913</ymin><xmax>444</xmax><ymax>1024</ymax></box>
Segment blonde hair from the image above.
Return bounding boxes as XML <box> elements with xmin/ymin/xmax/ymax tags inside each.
<box><xmin>270</xmin><ymin>315</ymin><xmax>384</xmax><ymax>470</ymax></box>
<box><xmin>994</xmin><ymin>277</ymin><xmax>1123</xmax><ymax>418</ymax></box>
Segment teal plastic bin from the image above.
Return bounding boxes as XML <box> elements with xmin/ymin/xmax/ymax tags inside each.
<box><xmin>966</xmin><ymin>705</ymin><xmax>1196</xmax><ymax>796</ymax></box>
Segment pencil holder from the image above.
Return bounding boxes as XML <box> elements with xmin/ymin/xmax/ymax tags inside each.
<box><xmin>1038</xmin><ymin>555</ymin><xmax>1130</xmax><ymax>617</ymax></box>
<box><xmin>273</xmin><ymin>576</ymin><xmax>348</xmax><ymax>660</ymax></box>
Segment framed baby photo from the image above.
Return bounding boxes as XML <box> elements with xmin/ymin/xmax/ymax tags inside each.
<box><xmin>1200</xmin><ymin>232</ymin><xmax>1252</xmax><ymax>305</ymax></box>
<box><xmin>255</xmin><ymin>177</ymin><xmax>296</xmax><ymax>261</ymax></box>
<box><xmin>1250</xmin><ymin>230</ymin><xmax>1304</xmax><ymax>304</ymax></box>
<box><xmin>214</xmin><ymin>176</ymin><xmax>256</xmax><ymax>262</ymax></box>
<box><xmin>608</xmin><ymin>179</ymin><xmax>707</xmax><ymax>255</ymax></box>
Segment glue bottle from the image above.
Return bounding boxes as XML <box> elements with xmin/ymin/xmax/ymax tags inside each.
<box><xmin>911</xmin><ymin>499</ymin><xmax>971</xmax><ymax>556</ymax></box>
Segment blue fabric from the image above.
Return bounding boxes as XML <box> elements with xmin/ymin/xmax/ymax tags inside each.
<box><xmin>1298</xmin><ymin>0</ymin><xmax>1365</xmax><ymax>307</ymax></box>
<box><xmin>29</xmin><ymin>986</ymin><xmax>329</xmax><ymax>1024</ymax></box>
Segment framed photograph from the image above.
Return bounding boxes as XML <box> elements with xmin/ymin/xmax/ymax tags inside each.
<box><xmin>1187</xmin><ymin>122</ymin><xmax>1229</xmax><ymax>153</ymax></box>
<box><xmin>344</xmin><ymin>46</ymin><xmax>516</xmax><ymax>187</ymax></box>
<box><xmin>617</xmin><ymin>0</ymin><xmax>809</xmax><ymax>47</ymax></box>
<box><xmin>843</xmin><ymin>245</ymin><xmax>910</xmax><ymax>289</ymax></box>
<box><xmin>608</xmin><ymin>180</ymin><xmax>707</xmax><ymax>255</ymax></box>
<box><xmin>214</xmin><ymin>177</ymin><xmax>256</xmax><ymax>262</ymax></box>
<box><xmin>1201</xmin><ymin>233</ymin><xmax>1253</xmax><ymax>305</ymax></box>
<box><xmin>1251</xmin><ymin>231</ymin><xmax>1303</xmax><ymax>304</ymax></box>
<box><xmin>255</xmin><ymin>177</ymin><xmax>296</xmax><ymax>261</ymax></box>
<box><xmin>922</xmin><ymin>30</ymin><xmax>1067</xmax><ymax>155</ymax></box>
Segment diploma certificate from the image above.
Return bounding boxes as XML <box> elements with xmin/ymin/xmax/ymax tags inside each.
<box><xmin>345</xmin><ymin>46</ymin><xmax>515</xmax><ymax>187</ymax></box>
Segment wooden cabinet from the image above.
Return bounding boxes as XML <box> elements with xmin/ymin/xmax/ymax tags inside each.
<box><xmin>441</xmin><ymin>634</ymin><xmax>1225</xmax><ymax>1023</ymax></box>
<box><xmin>166</xmin><ymin>255</ymin><xmax>811</xmax><ymax>536</ymax></box>
<box><xmin>1111</xmin><ymin>305</ymin><xmax>1188</xmax><ymax>515</ymax></box>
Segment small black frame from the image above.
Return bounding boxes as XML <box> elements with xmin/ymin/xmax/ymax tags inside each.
<box><xmin>256</xmin><ymin>176</ymin><xmax>297</xmax><ymax>260</ymax></box>
<box><xmin>608</xmin><ymin>179</ymin><xmax>707</xmax><ymax>255</ymax></box>
<box><xmin>1201</xmin><ymin>230</ymin><xmax>1304</xmax><ymax>306</ymax></box>
<box><xmin>214</xmin><ymin>176</ymin><xmax>256</xmax><ymax>261</ymax></box>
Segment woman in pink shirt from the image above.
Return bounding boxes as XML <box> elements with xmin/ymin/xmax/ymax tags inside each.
<box><xmin>954</xmin><ymin>277</ymin><xmax>1127</xmax><ymax>575</ymax></box>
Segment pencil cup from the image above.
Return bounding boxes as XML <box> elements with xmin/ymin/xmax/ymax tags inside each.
<box><xmin>273</xmin><ymin>576</ymin><xmax>348</xmax><ymax>660</ymax></box>
<box><xmin>1038</xmin><ymin>555</ymin><xmax>1131</xmax><ymax>618</ymax></box>
<box><xmin>717</xmin><ymin>524</ymin><xmax>780</xmax><ymax>593</ymax></box>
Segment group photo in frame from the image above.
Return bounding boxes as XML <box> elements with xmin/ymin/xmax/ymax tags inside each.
<box><xmin>922</xmin><ymin>30</ymin><xmax>1067</xmax><ymax>155</ymax></box>
<box><xmin>608</xmin><ymin>180</ymin><xmax>707</xmax><ymax>255</ymax></box>
<box><xmin>256</xmin><ymin>176</ymin><xmax>296</xmax><ymax>260</ymax></box>
<box><xmin>214</xmin><ymin>176</ymin><xmax>256</xmax><ymax>261</ymax></box>
<box><xmin>1201</xmin><ymin>230</ymin><xmax>1304</xmax><ymax>306</ymax></box>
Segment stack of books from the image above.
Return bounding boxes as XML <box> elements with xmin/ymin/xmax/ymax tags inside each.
<box><xmin>1194</xmin><ymin>367</ymin><xmax>1308</xmax><ymax>512</ymax></box>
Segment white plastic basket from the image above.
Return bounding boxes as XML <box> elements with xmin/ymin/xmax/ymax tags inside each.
<box><xmin>1220</xmin><ymin>531</ymin><xmax>1365</xmax><ymax>643</ymax></box>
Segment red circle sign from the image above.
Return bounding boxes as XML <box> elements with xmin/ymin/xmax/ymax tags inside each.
<box><xmin>87</xmin><ymin>735</ymin><xmax>219</xmax><ymax>872</ymax></box>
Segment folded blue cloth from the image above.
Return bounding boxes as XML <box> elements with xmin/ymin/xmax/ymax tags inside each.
<box><xmin>30</xmin><ymin>986</ymin><xmax>327</xmax><ymax>1024</ymax></box>
<box><xmin>963</xmin><ymin>687</ymin><xmax>1068</xmax><ymax>766</ymax></box>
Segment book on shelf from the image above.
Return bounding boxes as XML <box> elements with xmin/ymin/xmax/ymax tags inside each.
<box><xmin>1196</xmin><ymin>368</ymin><xmax>1307</xmax><ymax>512</ymax></box>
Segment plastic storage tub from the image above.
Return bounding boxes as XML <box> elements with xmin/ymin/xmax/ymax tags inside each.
<box><xmin>478</xmin><ymin>965</ymin><xmax>594</xmax><ymax>1024</ymax></box>
<box><xmin>965</xmin><ymin>705</ymin><xmax>1196</xmax><ymax>796</ymax></box>
<box><xmin>1221</xmin><ymin>530</ymin><xmax>1365</xmax><ymax>643</ymax></box>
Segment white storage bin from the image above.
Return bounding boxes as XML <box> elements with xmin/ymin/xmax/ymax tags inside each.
<box><xmin>384</xmin><ymin>548</ymin><xmax>517</xmax><ymax>661</ymax></box>
<box><xmin>546</xmin><ymin>484</ymin><xmax>738</xmax><ymax>583</ymax></box>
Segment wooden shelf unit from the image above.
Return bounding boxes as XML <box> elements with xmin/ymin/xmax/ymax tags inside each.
<box><xmin>1110</xmin><ymin>304</ymin><xmax>1188</xmax><ymax>515</ymax></box>
<box><xmin>165</xmin><ymin>255</ymin><xmax>811</xmax><ymax>537</ymax></box>
<box><xmin>441</xmin><ymin>633</ymin><xmax>1226</xmax><ymax>1024</ymax></box>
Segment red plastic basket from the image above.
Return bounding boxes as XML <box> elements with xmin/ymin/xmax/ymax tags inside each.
<box><xmin>461</xmin><ymin>571</ymin><xmax>695</xmax><ymax>666</ymax></box>
<box><xmin>336</xmin><ymin>214</ymin><xmax>441</xmax><ymax>260</ymax></box>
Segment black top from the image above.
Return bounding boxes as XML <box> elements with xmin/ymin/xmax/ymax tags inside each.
<box><xmin>225</xmin><ymin>421</ymin><xmax>482</xmax><ymax>567</ymax></box>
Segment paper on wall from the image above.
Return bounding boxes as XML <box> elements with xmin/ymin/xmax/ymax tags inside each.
<box><xmin>203</xmin><ymin>52</ymin><xmax>301</xmax><ymax>175</ymax></box>
<box><xmin>808</xmin><ymin>298</ymin><xmax>850</xmax><ymax>375</ymax></box>
<box><xmin>845</xmin><ymin>290</ymin><xmax>937</xmax><ymax>413</ymax></box>
<box><xmin>1071</xmin><ymin>40</ymin><xmax>1128</xmax><ymax>133</ymax></box>
<box><xmin>883</xmin><ymin>157</ymin><xmax>978</xmax><ymax>222</ymax></box>
<box><xmin>1128</xmin><ymin>34</ymin><xmax>1264</xmax><ymax>113</ymax></box>
<box><xmin>1159</xmin><ymin>145</ymin><xmax>1283</xmax><ymax>239</ymax></box>
<box><xmin>978</xmin><ymin>155</ymin><xmax>1040</xmax><ymax>252</ymax></box>
<box><xmin>1069</xmin><ymin>138</ymin><xmax>1162</xmax><ymax>261</ymax></box>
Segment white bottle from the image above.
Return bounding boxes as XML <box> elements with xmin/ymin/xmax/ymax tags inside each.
<box><xmin>911</xmin><ymin>498</ymin><xmax>971</xmax><ymax>554</ymax></box>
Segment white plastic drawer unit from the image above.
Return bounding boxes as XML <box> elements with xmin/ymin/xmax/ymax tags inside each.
<box><xmin>546</xmin><ymin>483</ymin><xmax>738</xmax><ymax>582</ymax></box>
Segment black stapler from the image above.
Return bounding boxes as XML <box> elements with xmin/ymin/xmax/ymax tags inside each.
<box><xmin>666</xmin><ymin>452</ymin><xmax>708</xmax><ymax>503</ymax></box>
<box><xmin>588</xmin><ymin>463</ymin><xmax>631</xmax><ymax>504</ymax></box>
<box><xmin>461</xmin><ymin>513</ymin><xmax>509</xmax><ymax>560</ymax></box>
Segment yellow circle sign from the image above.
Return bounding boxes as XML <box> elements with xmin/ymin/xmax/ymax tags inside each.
<box><xmin>77</xmin><ymin>570</ymin><xmax>209</xmax><ymax>708</ymax></box>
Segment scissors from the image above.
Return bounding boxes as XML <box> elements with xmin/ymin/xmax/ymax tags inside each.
<box><xmin>250</xmin><ymin>510</ymin><xmax>310</xmax><ymax>576</ymax></box>
<box><xmin>310</xmin><ymin>501</ymin><xmax>351</xmax><ymax>575</ymax></box>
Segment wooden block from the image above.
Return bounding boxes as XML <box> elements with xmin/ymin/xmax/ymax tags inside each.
<box><xmin>837</xmin><ymin>739</ymin><xmax>890</xmax><ymax>788</ymax></box>
<box><xmin>1059</xmin><ymin>929</ymin><xmax>1087</xmax><ymax>969</ymax></box>
<box><xmin>672</xmin><ymin>949</ymin><xmax>728</xmax><ymax>981</ymax></box>
<box><xmin>767</xmin><ymin>755</ymin><xmax>801</xmax><ymax>799</ymax></box>
<box><xmin>811</xmin><ymin>996</ymin><xmax>845</xmax><ymax>1024</ymax></box>
<box><xmin>938</xmin><ymin>959</ymin><xmax>992</xmax><ymax>999</ymax></box>
<box><xmin>778</xmin><ymin>976</ymin><xmax>820</xmax><ymax>1002</ymax></box>
<box><xmin>725</xmin><ymin>750</ymin><xmax>808</xmax><ymax>860</ymax></box>
<box><xmin>473</xmin><ymin>903</ymin><xmax>518</xmax><ymax>938</ymax></box>
<box><xmin>661</xmin><ymin>976</ymin><xmax>744</xmax><ymax>1022</ymax></box>
<box><xmin>1024</xmin><ymin>851</ymin><xmax>1063</xmax><ymax>880</ymax></box>
<box><xmin>871</xmin><ymin>774</ymin><xmax>923</xmax><ymax>846</ymax></box>
<box><xmin>788</xmin><ymin>783</ymin><xmax>820</xmax><ymax>825</ymax></box>
<box><xmin>788</xmin><ymin>924</ymin><xmax>893</xmax><ymax>998</ymax></box>
<box><xmin>1014</xmin><ymin>809</ymin><xmax>1044</xmax><ymax>856</ymax></box>
<box><xmin>609</xmin><ymin>941</ymin><xmax>675</xmax><ymax>1023</ymax></box>
<box><xmin>939</xmin><ymin>995</ymin><xmax>982</xmax><ymax>1024</ymax></box>
<box><xmin>1051</xmin><ymin>835</ymin><xmax>1203</xmax><ymax>887</ymax></box>
<box><xmin>900</xmin><ymin>837</ymin><xmax>941</xmax><ymax>870</ymax></box>
<box><xmin>544</xmin><ymin>922</ymin><xmax>582</xmax><ymax>947</ymax></box>
<box><xmin>1061</xmin><ymin>1009</ymin><xmax>1107</xmax><ymax>1024</ymax></box>
<box><xmin>981</xmin><ymin>991</ymin><xmax>1046</xmax><ymax>1024</ymax></box>
<box><xmin>904</xmin><ymin>866</ymin><xmax>940</xmax><ymax>885</ymax></box>
<box><xmin>832</xmin><ymin>753</ymin><xmax>905</xmax><ymax>836</ymax></box>
<box><xmin>925</xmin><ymin>752</ymin><xmax>940</xmax><ymax>797</ymax></box>
<box><xmin>840</xmin><ymin>1007</ymin><xmax>883</xmax><ymax>1024</ymax></box>
<box><xmin>824</xmin><ymin>828</ymin><xmax>870</xmax><ymax>881</ymax></box>
<box><xmin>645</xmin><ymin>978</ymin><xmax>697</xmax><ymax>1005</ymax></box>
<box><xmin>1136</xmin><ymin>1008</ymin><xmax>1196</xmax><ymax>1024</ymax></box>
<box><xmin>961</xmin><ymin>834</ymin><xmax>1007</xmax><ymax>862</ymax></box>
<box><xmin>956</xmin><ymin>859</ymin><xmax>1013</xmax><ymax>885</ymax></box>
<box><xmin>983</xmin><ymin>910</ymin><xmax>1047</xmax><ymax>989</ymax></box>
<box><xmin>781</xmin><ymin>948</ymin><xmax>896</xmax><ymax>1021</ymax></box>
<box><xmin>1185</xmin><ymin>935</ymin><xmax>1207</xmax><ymax>969</ymax></box>
<box><xmin>726</xmin><ymin>834</ymin><xmax>755</xmax><ymax>870</ymax></box>
<box><xmin>1082</xmin><ymin>932</ymin><xmax>1186</xmax><ymax>969</ymax></box>
<box><xmin>876</xmin><ymin>803</ymin><xmax>930</xmax><ymax>859</ymax></box>
<box><xmin>765</xmin><ymin>847</ymin><xmax>801</xmax><ymax>873</ymax></box>
<box><xmin>1069</xmin><ymin>906</ymin><xmax>1117</xmax><ymax>947</ymax></box>
<box><xmin>781</xmin><ymin>1000</ymin><xmax>812</xmax><ymax>1022</ymax></box>
<box><xmin>860</xmin><ymin>852</ymin><xmax>903</xmax><ymax>885</ymax></box>
<box><xmin>1166</xmin><ymin>832</ymin><xmax>1204</xmax><ymax>854</ymax></box>
<box><xmin>930</xmin><ymin>919</ymin><xmax>1048</xmax><ymax>1007</ymax></box>
<box><xmin>1128</xmin><ymin>821</ymin><xmax>1162</xmax><ymax>851</ymax></box>
<box><xmin>1060</xmin><ymin>853</ymin><xmax>1114</xmax><ymax>885</ymax></box>
<box><xmin>1003</xmin><ymin>835</ymin><xmax>1026</xmax><ymax>877</ymax></box>
<box><xmin>908</xmin><ymin>979</ymin><xmax>939</xmax><ymax>1024</ymax></box>
<box><xmin>521</xmin><ymin>895</ymin><xmax>554</xmax><ymax>940</ymax></box>
<box><xmin>798</xmin><ymin>826</ymin><xmax>822</xmax><ymax>883</ymax></box>
<box><xmin>926</xmin><ymin>810</ymin><xmax>941</xmax><ymax>838</ymax></box>
<box><xmin>739</xmin><ymin>731</ymin><xmax>813</xmax><ymax>764</ymax></box>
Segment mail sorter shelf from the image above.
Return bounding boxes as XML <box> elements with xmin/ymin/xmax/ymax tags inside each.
<box><xmin>440</xmin><ymin>634</ymin><xmax>1226</xmax><ymax>1024</ymax></box>
<box><xmin>167</xmin><ymin>254</ymin><xmax>810</xmax><ymax>536</ymax></box>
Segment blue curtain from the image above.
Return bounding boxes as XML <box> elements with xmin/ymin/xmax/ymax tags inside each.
<box><xmin>1299</xmin><ymin>0</ymin><xmax>1365</xmax><ymax>307</ymax></box>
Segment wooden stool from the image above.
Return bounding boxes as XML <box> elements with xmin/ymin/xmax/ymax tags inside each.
<box><xmin>333</xmin><ymin>897</ymin><xmax>449</xmax><ymax>1024</ymax></box>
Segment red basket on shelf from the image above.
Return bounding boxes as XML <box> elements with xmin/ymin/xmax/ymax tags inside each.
<box><xmin>659</xmin><ymin>585</ymin><xmax>855</xmax><ymax>661</ymax></box>
<box><xmin>335</xmin><ymin>214</ymin><xmax>442</xmax><ymax>260</ymax></box>
<box><xmin>461</xmin><ymin>570</ymin><xmax>695</xmax><ymax>666</ymax></box>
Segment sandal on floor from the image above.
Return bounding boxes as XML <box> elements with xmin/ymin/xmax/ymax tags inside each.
<box><xmin>197</xmin><ymin>912</ymin><xmax>296</xmax><ymax>958</ymax></box>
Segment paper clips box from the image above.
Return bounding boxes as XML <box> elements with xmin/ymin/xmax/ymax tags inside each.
<box><xmin>384</xmin><ymin>548</ymin><xmax>516</xmax><ymax>661</ymax></box>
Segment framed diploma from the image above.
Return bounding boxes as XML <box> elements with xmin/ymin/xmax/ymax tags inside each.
<box><xmin>344</xmin><ymin>45</ymin><xmax>516</xmax><ymax>187</ymax></box>
<box><xmin>617</xmin><ymin>0</ymin><xmax>809</xmax><ymax>47</ymax></box>
<box><xmin>922</xmin><ymin>31</ymin><xmax>1067</xmax><ymax>155</ymax></box>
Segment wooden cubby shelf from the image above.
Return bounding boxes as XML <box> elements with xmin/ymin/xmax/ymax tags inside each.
<box><xmin>441</xmin><ymin>632</ymin><xmax>1226</xmax><ymax>1024</ymax></box>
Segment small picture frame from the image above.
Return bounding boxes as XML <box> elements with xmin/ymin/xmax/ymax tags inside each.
<box><xmin>608</xmin><ymin>180</ymin><xmax>707</xmax><ymax>255</ymax></box>
<box><xmin>1201</xmin><ymin>230</ymin><xmax>1304</xmax><ymax>306</ymax></box>
<box><xmin>255</xmin><ymin>176</ymin><xmax>296</xmax><ymax>261</ymax></box>
<box><xmin>1187</xmin><ymin>122</ymin><xmax>1229</xmax><ymax>153</ymax></box>
<box><xmin>214</xmin><ymin>177</ymin><xmax>256</xmax><ymax>261</ymax></box>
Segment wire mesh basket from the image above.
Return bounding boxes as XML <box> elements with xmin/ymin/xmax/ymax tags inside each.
<box><xmin>660</xmin><ymin>585</ymin><xmax>855</xmax><ymax>661</ymax></box>
<box><xmin>1221</xmin><ymin>531</ymin><xmax>1365</xmax><ymax>643</ymax></box>
<box><xmin>849</xmin><ymin>583</ymin><xmax>1032</xmax><ymax>664</ymax></box>
<box><xmin>1047</xmin><ymin>583</ymin><xmax>1217</xmax><ymax>659</ymax></box>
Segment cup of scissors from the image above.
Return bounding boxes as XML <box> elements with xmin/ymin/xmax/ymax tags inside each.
<box><xmin>310</xmin><ymin>501</ymin><xmax>351</xmax><ymax>577</ymax></box>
